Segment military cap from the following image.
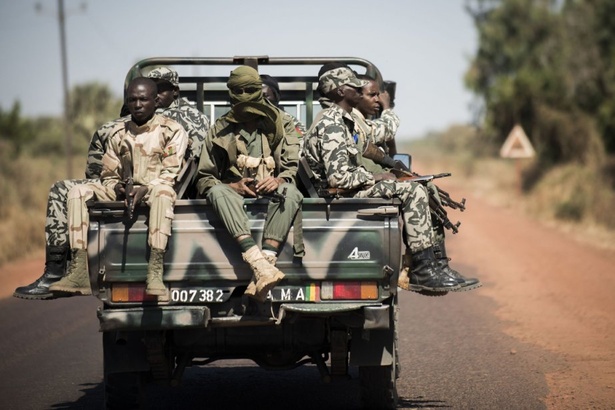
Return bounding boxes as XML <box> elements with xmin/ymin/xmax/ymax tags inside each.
<box><xmin>319</xmin><ymin>67</ymin><xmax>369</xmax><ymax>94</ymax></box>
<box><xmin>147</xmin><ymin>67</ymin><xmax>179</xmax><ymax>88</ymax></box>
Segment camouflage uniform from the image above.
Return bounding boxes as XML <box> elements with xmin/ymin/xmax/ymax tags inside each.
<box><xmin>67</xmin><ymin>114</ymin><xmax>188</xmax><ymax>251</ymax></box>
<box><xmin>353</xmin><ymin>108</ymin><xmax>446</xmax><ymax>244</ymax></box>
<box><xmin>303</xmin><ymin>103</ymin><xmax>435</xmax><ymax>253</ymax></box>
<box><xmin>45</xmin><ymin>116</ymin><xmax>130</xmax><ymax>249</ymax></box>
<box><xmin>355</xmin><ymin>107</ymin><xmax>400</xmax><ymax>148</ymax></box>
<box><xmin>196</xmin><ymin>110</ymin><xmax>303</xmax><ymax>243</ymax></box>
<box><xmin>158</xmin><ymin>97</ymin><xmax>209</xmax><ymax>160</ymax></box>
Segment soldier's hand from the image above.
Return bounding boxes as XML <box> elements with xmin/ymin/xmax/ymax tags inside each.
<box><xmin>128</xmin><ymin>186</ymin><xmax>149</xmax><ymax>212</ymax></box>
<box><xmin>256</xmin><ymin>176</ymin><xmax>283</xmax><ymax>194</ymax></box>
<box><xmin>229</xmin><ymin>178</ymin><xmax>257</xmax><ymax>197</ymax></box>
<box><xmin>114</xmin><ymin>183</ymin><xmax>126</xmax><ymax>199</ymax></box>
<box><xmin>378</xmin><ymin>91</ymin><xmax>391</xmax><ymax>111</ymax></box>
<box><xmin>374</xmin><ymin>172</ymin><xmax>397</xmax><ymax>182</ymax></box>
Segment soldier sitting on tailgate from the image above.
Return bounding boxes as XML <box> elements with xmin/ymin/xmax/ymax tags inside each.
<box><xmin>195</xmin><ymin>66</ymin><xmax>303</xmax><ymax>303</ymax></box>
<box><xmin>303</xmin><ymin>66</ymin><xmax>476</xmax><ymax>295</ymax></box>
<box><xmin>352</xmin><ymin>73</ymin><xmax>481</xmax><ymax>292</ymax></box>
<box><xmin>48</xmin><ymin>78</ymin><xmax>188</xmax><ymax>297</ymax></box>
<box><xmin>14</xmin><ymin>69</ymin><xmax>208</xmax><ymax>300</ymax></box>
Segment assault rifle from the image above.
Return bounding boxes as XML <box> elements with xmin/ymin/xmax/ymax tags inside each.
<box><xmin>120</xmin><ymin>147</ymin><xmax>136</xmax><ymax>223</ymax></box>
<box><xmin>246</xmin><ymin>180</ymin><xmax>286</xmax><ymax>204</ymax></box>
<box><xmin>362</xmin><ymin>141</ymin><xmax>466</xmax><ymax>233</ymax></box>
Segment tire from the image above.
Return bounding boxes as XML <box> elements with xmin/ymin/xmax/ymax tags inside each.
<box><xmin>104</xmin><ymin>371</ymin><xmax>144</xmax><ymax>410</ymax></box>
<box><xmin>359</xmin><ymin>363</ymin><xmax>398</xmax><ymax>410</ymax></box>
<box><xmin>359</xmin><ymin>306</ymin><xmax>399</xmax><ymax>410</ymax></box>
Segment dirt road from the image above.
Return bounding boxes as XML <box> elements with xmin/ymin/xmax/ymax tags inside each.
<box><xmin>440</xmin><ymin>177</ymin><xmax>615</xmax><ymax>409</ymax></box>
<box><xmin>2</xmin><ymin>181</ymin><xmax>614</xmax><ymax>409</ymax></box>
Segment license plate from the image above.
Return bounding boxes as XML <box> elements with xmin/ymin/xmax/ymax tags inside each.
<box><xmin>268</xmin><ymin>285</ymin><xmax>319</xmax><ymax>302</ymax></box>
<box><xmin>170</xmin><ymin>287</ymin><xmax>231</xmax><ymax>303</ymax></box>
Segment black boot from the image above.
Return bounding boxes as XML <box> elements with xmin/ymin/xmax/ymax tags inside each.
<box><xmin>409</xmin><ymin>247</ymin><xmax>460</xmax><ymax>293</ymax></box>
<box><xmin>13</xmin><ymin>245</ymin><xmax>68</xmax><ymax>300</ymax></box>
<box><xmin>433</xmin><ymin>242</ymin><xmax>482</xmax><ymax>291</ymax></box>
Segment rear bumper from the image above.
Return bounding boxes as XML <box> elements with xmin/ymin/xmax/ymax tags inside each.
<box><xmin>97</xmin><ymin>303</ymin><xmax>390</xmax><ymax>332</ymax></box>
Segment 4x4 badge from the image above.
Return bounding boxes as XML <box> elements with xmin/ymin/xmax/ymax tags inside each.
<box><xmin>347</xmin><ymin>247</ymin><xmax>370</xmax><ymax>260</ymax></box>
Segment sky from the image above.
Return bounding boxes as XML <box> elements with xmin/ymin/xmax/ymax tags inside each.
<box><xmin>0</xmin><ymin>0</ymin><xmax>478</xmax><ymax>140</ymax></box>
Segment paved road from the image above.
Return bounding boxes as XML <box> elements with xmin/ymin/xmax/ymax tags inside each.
<box><xmin>0</xmin><ymin>283</ymin><xmax>553</xmax><ymax>409</ymax></box>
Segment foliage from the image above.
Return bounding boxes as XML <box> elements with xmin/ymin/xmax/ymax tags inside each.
<box><xmin>0</xmin><ymin>82</ymin><xmax>122</xmax><ymax>266</ymax></box>
<box><xmin>69</xmin><ymin>82</ymin><xmax>123</xmax><ymax>152</ymax></box>
<box><xmin>0</xmin><ymin>102</ymin><xmax>35</xmax><ymax>156</ymax></box>
<box><xmin>464</xmin><ymin>0</ymin><xmax>614</xmax><ymax>172</ymax></box>
<box><xmin>414</xmin><ymin>124</ymin><xmax>615</xmax><ymax>232</ymax></box>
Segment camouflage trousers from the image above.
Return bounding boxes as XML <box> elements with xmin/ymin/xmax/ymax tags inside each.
<box><xmin>426</xmin><ymin>181</ymin><xmax>446</xmax><ymax>245</ymax></box>
<box><xmin>46</xmin><ymin>178</ymin><xmax>98</xmax><ymax>248</ymax></box>
<box><xmin>68</xmin><ymin>182</ymin><xmax>176</xmax><ymax>250</ymax></box>
<box><xmin>355</xmin><ymin>180</ymin><xmax>434</xmax><ymax>253</ymax></box>
<box><xmin>206</xmin><ymin>183</ymin><xmax>303</xmax><ymax>243</ymax></box>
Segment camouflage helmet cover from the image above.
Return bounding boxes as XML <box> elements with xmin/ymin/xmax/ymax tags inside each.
<box><xmin>319</xmin><ymin>67</ymin><xmax>369</xmax><ymax>94</ymax></box>
<box><xmin>147</xmin><ymin>66</ymin><xmax>179</xmax><ymax>88</ymax></box>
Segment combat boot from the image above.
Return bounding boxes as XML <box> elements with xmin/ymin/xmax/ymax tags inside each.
<box><xmin>13</xmin><ymin>245</ymin><xmax>68</xmax><ymax>300</ymax></box>
<box><xmin>146</xmin><ymin>248</ymin><xmax>167</xmax><ymax>296</ymax></box>
<box><xmin>245</xmin><ymin>252</ymin><xmax>277</xmax><ymax>296</ymax></box>
<box><xmin>433</xmin><ymin>242</ymin><xmax>482</xmax><ymax>291</ymax></box>
<box><xmin>408</xmin><ymin>247</ymin><xmax>460</xmax><ymax>293</ymax></box>
<box><xmin>242</xmin><ymin>245</ymin><xmax>284</xmax><ymax>302</ymax></box>
<box><xmin>49</xmin><ymin>248</ymin><xmax>91</xmax><ymax>296</ymax></box>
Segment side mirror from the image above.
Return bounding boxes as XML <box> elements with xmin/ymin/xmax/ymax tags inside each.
<box><xmin>393</xmin><ymin>154</ymin><xmax>412</xmax><ymax>172</ymax></box>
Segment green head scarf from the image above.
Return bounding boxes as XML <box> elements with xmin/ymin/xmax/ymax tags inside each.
<box><xmin>226</xmin><ymin>65</ymin><xmax>284</xmax><ymax>148</ymax></box>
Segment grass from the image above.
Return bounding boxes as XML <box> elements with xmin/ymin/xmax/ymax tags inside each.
<box><xmin>0</xmin><ymin>152</ymin><xmax>73</xmax><ymax>266</ymax></box>
<box><xmin>404</xmin><ymin>130</ymin><xmax>615</xmax><ymax>252</ymax></box>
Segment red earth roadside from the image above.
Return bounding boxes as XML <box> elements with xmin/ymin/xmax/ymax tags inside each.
<box><xmin>438</xmin><ymin>175</ymin><xmax>615</xmax><ymax>409</ymax></box>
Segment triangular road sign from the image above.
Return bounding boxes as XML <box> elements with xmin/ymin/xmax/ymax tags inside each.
<box><xmin>500</xmin><ymin>124</ymin><xmax>535</xmax><ymax>159</ymax></box>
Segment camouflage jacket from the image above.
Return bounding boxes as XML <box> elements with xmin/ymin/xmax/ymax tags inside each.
<box><xmin>284</xmin><ymin>111</ymin><xmax>307</xmax><ymax>137</ymax></box>
<box><xmin>157</xmin><ymin>97</ymin><xmax>210</xmax><ymax>160</ymax></box>
<box><xmin>363</xmin><ymin>108</ymin><xmax>400</xmax><ymax>146</ymax></box>
<box><xmin>303</xmin><ymin>103</ymin><xmax>374</xmax><ymax>190</ymax></box>
<box><xmin>196</xmin><ymin>109</ymin><xmax>302</xmax><ymax>196</ymax></box>
<box><xmin>84</xmin><ymin>116</ymin><xmax>130</xmax><ymax>179</ymax></box>
<box><xmin>352</xmin><ymin>108</ymin><xmax>387</xmax><ymax>174</ymax></box>
<box><xmin>101</xmin><ymin>114</ymin><xmax>188</xmax><ymax>193</ymax></box>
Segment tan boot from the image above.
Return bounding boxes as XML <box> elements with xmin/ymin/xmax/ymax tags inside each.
<box><xmin>397</xmin><ymin>266</ymin><xmax>411</xmax><ymax>291</ymax></box>
<box><xmin>49</xmin><ymin>248</ymin><xmax>92</xmax><ymax>296</ymax></box>
<box><xmin>245</xmin><ymin>252</ymin><xmax>278</xmax><ymax>296</ymax></box>
<box><xmin>146</xmin><ymin>248</ymin><xmax>167</xmax><ymax>296</ymax></box>
<box><xmin>242</xmin><ymin>246</ymin><xmax>284</xmax><ymax>302</ymax></box>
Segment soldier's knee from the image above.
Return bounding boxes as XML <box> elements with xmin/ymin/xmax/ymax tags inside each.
<box><xmin>280</xmin><ymin>183</ymin><xmax>303</xmax><ymax>204</ymax></box>
<box><xmin>206</xmin><ymin>183</ymin><xmax>234</xmax><ymax>201</ymax></box>
<box><xmin>150</xmin><ymin>185</ymin><xmax>176</xmax><ymax>204</ymax></box>
<box><xmin>67</xmin><ymin>184</ymin><xmax>93</xmax><ymax>200</ymax></box>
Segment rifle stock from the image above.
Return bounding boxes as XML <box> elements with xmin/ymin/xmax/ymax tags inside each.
<box><xmin>120</xmin><ymin>147</ymin><xmax>135</xmax><ymax>222</ymax></box>
<box><xmin>247</xmin><ymin>180</ymin><xmax>286</xmax><ymax>203</ymax></box>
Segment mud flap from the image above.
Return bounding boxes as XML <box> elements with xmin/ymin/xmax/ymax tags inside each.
<box><xmin>349</xmin><ymin>327</ymin><xmax>395</xmax><ymax>367</ymax></box>
<box><xmin>349</xmin><ymin>305</ymin><xmax>394</xmax><ymax>366</ymax></box>
<box><xmin>103</xmin><ymin>331</ymin><xmax>150</xmax><ymax>375</ymax></box>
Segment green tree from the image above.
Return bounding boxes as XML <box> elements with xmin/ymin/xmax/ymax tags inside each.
<box><xmin>0</xmin><ymin>102</ymin><xmax>35</xmax><ymax>156</ymax></box>
<box><xmin>464</xmin><ymin>0</ymin><xmax>608</xmax><ymax>170</ymax></box>
<box><xmin>68</xmin><ymin>82</ymin><xmax>123</xmax><ymax>155</ymax></box>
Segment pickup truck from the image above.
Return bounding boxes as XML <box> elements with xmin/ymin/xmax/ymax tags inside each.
<box><xmin>90</xmin><ymin>57</ymin><xmax>402</xmax><ymax>409</ymax></box>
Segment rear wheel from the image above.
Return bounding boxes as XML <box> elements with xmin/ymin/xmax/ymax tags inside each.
<box><xmin>359</xmin><ymin>306</ymin><xmax>399</xmax><ymax>409</ymax></box>
<box><xmin>359</xmin><ymin>361</ymin><xmax>398</xmax><ymax>409</ymax></box>
<box><xmin>104</xmin><ymin>371</ymin><xmax>145</xmax><ymax>410</ymax></box>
